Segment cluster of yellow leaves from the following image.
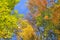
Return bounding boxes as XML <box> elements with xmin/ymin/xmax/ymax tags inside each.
<box><xmin>0</xmin><ymin>30</ymin><xmax>13</xmax><ymax>38</ymax></box>
<box><xmin>51</xmin><ymin>4</ymin><xmax>60</xmax><ymax>26</ymax></box>
<box><xmin>0</xmin><ymin>0</ymin><xmax>20</xmax><ymax>39</ymax></box>
<box><xmin>49</xmin><ymin>3</ymin><xmax>60</xmax><ymax>40</ymax></box>
<box><xmin>0</xmin><ymin>1</ymin><xmax>10</xmax><ymax>13</ymax></box>
<box><xmin>17</xmin><ymin>19</ymin><xmax>36</xmax><ymax>40</ymax></box>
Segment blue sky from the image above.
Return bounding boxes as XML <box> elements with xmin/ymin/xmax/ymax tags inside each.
<box><xmin>14</xmin><ymin>0</ymin><xmax>29</xmax><ymax>16</ymax></box>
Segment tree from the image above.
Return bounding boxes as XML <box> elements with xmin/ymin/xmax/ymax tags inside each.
<box><xmin>16</xmin><ymin>19</ymin><xmax>37</xmax><ymax>40</ymax></box>
<box><xmin>51</xmin><ymin>4</ymin><xmax>60</xmax><ymax>40</ymax></box>
<box><xmin>0</xmin><ymin>0</ymin><xmax>21</xmax><ymax>39</ymax></box>
<box><xmin>27</xmin><ymin>0</ymin><xmax>60</xmax><ymax>40</ymax></box>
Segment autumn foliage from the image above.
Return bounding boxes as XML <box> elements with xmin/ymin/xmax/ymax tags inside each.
<box><xmin>0</xmin><ymin>0</ymin><xmax>60</xmax><ymax>40</ymax></box>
